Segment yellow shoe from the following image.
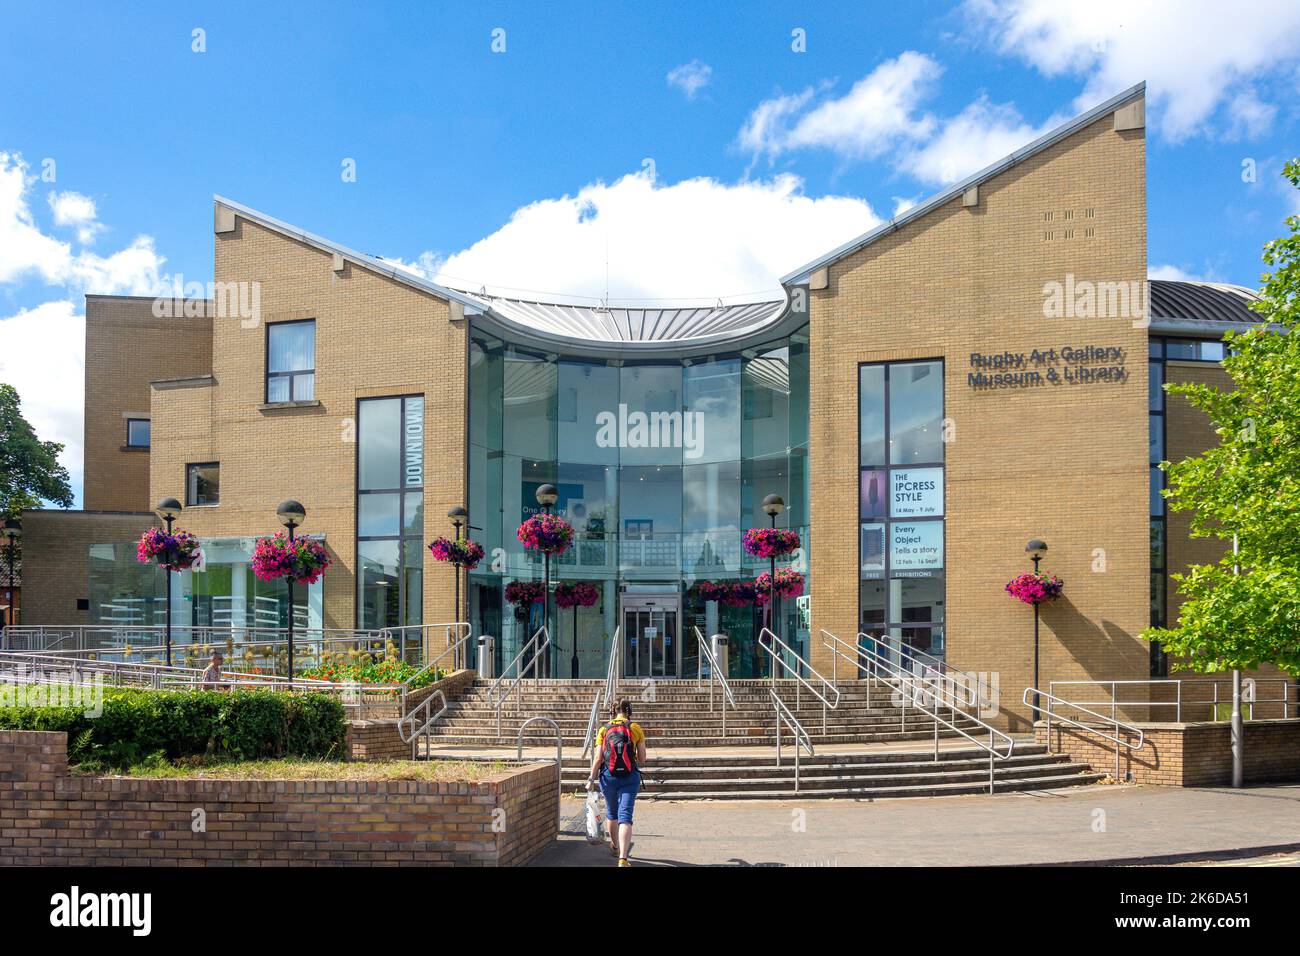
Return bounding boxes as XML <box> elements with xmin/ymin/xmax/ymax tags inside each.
<box><xmin>618</xmin><ymin>858</ymin><xmax>631</xmax><ymax>867</ymax></box>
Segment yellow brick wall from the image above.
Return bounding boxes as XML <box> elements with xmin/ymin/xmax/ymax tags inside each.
<box><xmin>149</xmin><ymin>213</ymin><xmax>467</xmax><ymax>630</ymax></box>
<box><xmin>808</xmin><ymin>108</ymin><xmax>1150</xmax><ymax>729</ymax></box>
<box><xmin>83</xmin><ymin>295</ymin><xmax>213</xmax><ymax>512</ymax></box>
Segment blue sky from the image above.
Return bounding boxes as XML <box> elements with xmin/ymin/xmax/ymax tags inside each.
<box><xmin>2</xmin><ymin>0</ymin><xmax>1299</xmax><ymax>504</ymax></box>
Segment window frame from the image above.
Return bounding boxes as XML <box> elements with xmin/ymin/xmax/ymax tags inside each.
<box><xmin>125</xmin><ymin>418</ymin><xmax>151</xmax><ymax>449</ymax></box>
<box><xmin>185</xmin><ymin>461</ymin><xmax>220</xmax><ymax>507</ymax></box>
<box><xmin>265</xmin><ymin>318</ymin><xmax>317</xmax><ymax>404</ymax></box>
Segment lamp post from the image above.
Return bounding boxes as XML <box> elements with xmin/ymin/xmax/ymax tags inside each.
<box><xmin>3</xmin><ymin>518</ymin><xmax>20</xmax><ymax>629</ymax></box>
<box><xmin>448</xmin><ymin>507</ymin><xmax>468</xmax><ymax>627</ymax></box>
<box><xmin>535</xmin><ymin>484</ymin><xmax>558</xmax><ymax>679</ymax></box>
<box><xmin>762</xmin><ymin>493</ymin><xmax>785</xmax><ymax>680</ymax></box>
<box><xmin>1025</xmin><ymin>539</ymin><xmax>1048</xmax><ymax>714</ymax></box>
<box><xmin>154</xmin><ymin>498</ymin><xmax>182</xmax><ymax>666</ymax></box>
<box><xmin>277</xmin><ymin>500</ymin><xmax>306</xmax><ymax>686</ymax></box>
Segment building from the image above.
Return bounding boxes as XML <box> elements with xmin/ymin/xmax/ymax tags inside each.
<box><xmin>18</xmin><ymin>82</ymin><xmax>1286</xmax><ymax>727</ymax></box>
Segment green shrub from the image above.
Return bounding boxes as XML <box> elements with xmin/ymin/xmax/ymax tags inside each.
<box><xmin>0</xmin><ymin>688</ymin><xmax>347</xmax><ymax>768</ymax></box>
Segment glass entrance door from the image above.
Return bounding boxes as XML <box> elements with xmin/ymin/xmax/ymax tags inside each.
<box><xmin>620</xmin><ymin>594</ymin><xmax>679</xmax><ymax>678</ymax></box>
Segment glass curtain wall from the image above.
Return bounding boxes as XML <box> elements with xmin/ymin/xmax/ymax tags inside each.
<box><xmin>468</xmin><ymin>326</ymin><xmax>810</xmax><ymax>679</ymax></box>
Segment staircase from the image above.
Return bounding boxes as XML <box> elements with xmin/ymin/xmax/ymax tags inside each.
<box><xmin>422</xmin><ymin>678</ymin><xmax>985</xmax><ymax>748</ymax></box>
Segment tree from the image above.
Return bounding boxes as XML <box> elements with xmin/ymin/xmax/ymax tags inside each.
<box><xmin>0</xmin><ymin>382</ymin><xmax>73</xmax><ymax>516</ymax></box>
<box><xmin>1142</xmin><ymin>160</ymin><xmax>1300</xmax><ymax>673</ymax></box>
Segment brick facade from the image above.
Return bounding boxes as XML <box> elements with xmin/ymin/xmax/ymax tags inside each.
<box><xmin>84</xmin><ymin>295</ymin><xmax>213</xmax><ymax>512</ymax></box>
<box><xmin>148</xmin><ymin>212</ymin><xmax>468</xmax><ymax>630</ymax></box>
<box><xmin>0</xmin><ymin>730</ymin><xmax>557</xmax><ymax>866</ymax></box>
<box><xmin>808</xmin><ymin>102</ymin><xmax>1149</xmax><ymax>729</ymax></box>
<box><xmin>1035</xmin><ymin>719</ymin><xmax>1300</xmax><ymax>787</ymax></box>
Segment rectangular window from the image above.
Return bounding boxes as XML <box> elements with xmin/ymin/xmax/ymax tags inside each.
<box><xmin>126</xmin><ymin>418</ymin><xmax>151</xmax><ymax>448</ymax></box>
<box><xmin>186</xmin><ymin>462</ymin><xmax>219</xmax><ymax>506</ymax></box>
<box><xmin>267</xmin><ymin>319</ymin><xmax>316</xmax><ymax>403</ymax></box>
<box><xmin>859</xmin><ymin>360</ymin><xmax>945</xmax><ymax>663</ymax></box>
<box><xmin>356</xmin><ymin>395</ymin><xmax>424</xmax><ymax>629</ymax></box>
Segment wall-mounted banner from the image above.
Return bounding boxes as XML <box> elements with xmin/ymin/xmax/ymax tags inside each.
<box><xmin>860</xmin><ymin>522</ymin><xmax>886</xmax><ymax>578</ymax></box>
<box><xmin>890</xmin><ymin>521</ymin><xmax>943</xmax><ymax>574</ymax></box>
<box><xmin>860</xmin><ymin>468</ymin><xmax>888</xmax><ymax>519</ymax></box>
<box><xmin>889</xmin><ymin>467</ymin><xmax>943</xmax><ymax>518</ymax></box>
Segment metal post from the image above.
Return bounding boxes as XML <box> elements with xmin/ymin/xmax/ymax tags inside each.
<box><xmin>1230</xmin><ymin>534</ymin><xmax>1243</xmax><ymax>788</ymax></box>
<box><xmin>570</xmin><ymin>605</ymin><xmax>579</xmax><ymax>680</ymax></box>
<box><xmin>286</xmin><ymin>524</ymin><xmax>295</xmax><ymax>686</ymax></box>
<box><xmin>543</xmin><ymin>552</ymin><xmax>551</xmax><ymax>680</ymax></box>
<box><xmin>163</xmin><ymin>513</ymin><xmax>174</xmax><ymax>667</ymax></box>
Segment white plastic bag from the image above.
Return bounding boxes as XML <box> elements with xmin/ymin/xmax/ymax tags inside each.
<box><xmin>585</xmin><ymin>786</ymin><xmax>605</xmax><ymax>843</ymax></box>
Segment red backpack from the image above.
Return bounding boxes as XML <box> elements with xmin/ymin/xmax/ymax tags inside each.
<box><xmin>603</xmin><ymin>722</ymin><xmax>638</xmax><ymax>777</ymax></box>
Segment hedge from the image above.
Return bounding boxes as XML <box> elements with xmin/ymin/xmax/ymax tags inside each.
<box><xmin>0</xmin><ymin>687</ymin><xmax>347</xmax><ymax>768</ymax></box>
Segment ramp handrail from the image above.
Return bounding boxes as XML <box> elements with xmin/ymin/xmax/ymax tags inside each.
<box><xmin>860</xmin><ymin>632</ymin><xmax>996</xmax><ymax>712</ymax></box>
<box><xmin>582</xmin><ymin>626</ymin><xmax>622</xmax><ymax>759</ymax></box>
<box><xmin>389</xmin><ymin>622</ymin><xmax>472</xmax><ymax>689</ymax></box>
<box><xmin>771</xmin><ymin>688</ymin><xmax>814</xmax><ymax>792</ymax></box>
<box><xmin>1024</xmin><ymin>686</ymin><xmax>1145</xmax><ymax>782</ymax></box>
<box><xmin>397</xmin><ymin>688</ymin><xmax>449</xmax><ymax>758</ymax></box>
<box><xmin>694</xmin><ymin>626</ymin><xmax>736</xmax><ymax>719</ymax></box>
<box><xmin>491</xmin><ymin>626</ymin><xmax>551</xmax><ymax>738</ymax></box>
<box><xmin>759</xmin><ymin>627</ymin><xmax>839</xmax><ymax>735</ymax></box>
<box><xmin>516</xmin><ymin>716</ymin><xmax>564</xmax><ymax>829</ymax></box>
<box><xmin>822</xmin><ymin>629</ymin><xmax>1014</xmax><ymax>793</ymax></box>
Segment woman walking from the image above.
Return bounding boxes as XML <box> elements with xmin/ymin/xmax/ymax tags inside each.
<box><xmin>587</xmin><ymin>698</ymin><xmax>646</xmax><ymax>867</ymax></box>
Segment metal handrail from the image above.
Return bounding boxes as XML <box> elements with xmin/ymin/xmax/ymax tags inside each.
<box><xmin>581</xmin><ymin>627</ymin><xmax>622</xmax><ymax>759</ymax></box>
<box><xmin>694</xmin><ymin>626</ymin><xmax>737</xmax><ymax>718</ymax></box>
<box><xmin>1049</xmin><ymin>678</ymin><xmax>1296</xmax><ymax>722</ymax></box>
<box><xmin>771</xmin><ymin>689</ymin><xmax>814</xmax><ymax>792</ymax></box>
<box><xmin>1024</xmin><ymin>686</ymin><xmax>1146</xmax><ymax>782</ymax></box>
<box><xmin>1</xmin><ymin>624</ymin><xmax>391</xmax><ymax>656</ymax></box>
<box><xmin>863</xmin><ymin>632</ymin><xmax>996</xmax><ymax>711</ymax></box>
<box><xmin>397</xmin><ymin>689</ymin><xmax>449</xmax><ymax>757</ymax></box>
<box><xmin>491</xmin><ymin>627</ymin><xmax>551</xmax><ymax>738</ymax></box>
<box><xmin>823</xmin><ymin>629</ymin><xmax>1014</xmax><ymax>792</ymax></box>
<box><xmin>516</xmin><ymin>716</ymin><xmax>564</xmax><ymax>829</ymax></box>
<box><xmin>390</xmin><ymin>623</ymin><xmax>472</xmax><ymax>689</ymax></box>
<box><xmin>760</xmin><ymin>627</ymin><xmax>839</xmax><ymax>735</ymax></box>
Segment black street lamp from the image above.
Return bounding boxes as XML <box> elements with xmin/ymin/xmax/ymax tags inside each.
<box><xmin>762</xmin><ymin>493</ymin><xmax>785</xmax><ymax>679</ymax></box>
<box><xmin>278</xmin><ymin>500</ymin><xmax>307</xmax><ymax>685</ymax></box>
<box><xmin>535</xmin><ymin>484</ymin><xmax>558</xmax><ymax>679</ymax></box>
<box><xmin>448</xmin><ymin>506</ymin><xmax>468</xmax><ymax>626</ymax></box>
<box><xmin>1025</xmin><ymin>539</ymin><xmax>1048</xmax><ymax>713</ymax></box>
<box><xmin>154</xmin><ymin>498</ymin><xmax>182</xmax><ymax>666</ymax></box>
<box><xmin>3</xmin><ymin>518</ymin><xmax>20</xmax><ymax>629</ymax></box>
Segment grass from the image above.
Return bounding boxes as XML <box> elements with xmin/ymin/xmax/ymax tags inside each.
<box><xmin>70</xmin><ymin>756</ymin><xmax>511</xmax><ymax>782</ymax></box>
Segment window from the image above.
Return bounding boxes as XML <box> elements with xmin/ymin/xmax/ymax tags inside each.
<box><xmin>859</xmin><ymin>360</ymin><xmax>945</xmax><ymax>664</ymax></box>
<box><xmin>126</xmin><ymin>418</ymin><xmax>151</xmax><ymax>448</ymax></box>
<box><xmin>266</xmin><ymin>320</ymin><xmax>316</xmax><ymax>403</ymax></box>
<box><xmin>186</xmin><ymin>462</ymin><xmax>219</xmax><ymax>506</ymax></box>
<box><xmin>357</xmin><ymin>396</ymin><xmax>424</xmax><ymax>629</ymax></box>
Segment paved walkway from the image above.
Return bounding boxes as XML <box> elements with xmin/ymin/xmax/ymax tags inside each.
<box><xmin>533</xmin><ymin>782</ymin><xmax>1300</xmax><ymax>867</ymax></box>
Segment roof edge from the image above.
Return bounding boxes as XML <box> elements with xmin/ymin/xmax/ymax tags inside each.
<box><xmin>780</xmin><ymin>81</ymin><xmax>1147</xmax><ymax>286</ymax></box>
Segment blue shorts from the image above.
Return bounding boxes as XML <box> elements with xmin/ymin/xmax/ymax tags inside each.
<box><xmin>599</xmin><ymin>769</ymin><xmax>641</xmax><ymax>824</ymax></box>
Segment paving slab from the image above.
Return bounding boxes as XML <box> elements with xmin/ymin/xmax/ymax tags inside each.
<box><xmin>533</xmin><ymin>782</ymin><xmax>1300</xmax><ymax>867</ymax></box>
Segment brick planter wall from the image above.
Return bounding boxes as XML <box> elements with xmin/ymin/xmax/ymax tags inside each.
<box><xmin>346</xmin><ymin>720</ymin><xmax>411</xmax><ymax>761</ymax></box>
<box><xmin>352</xmin><ymin>668</ymin><xmax>477</xmax><ymax>720</ymax></box>
<box><xmin>1035</xmin><ymin>718</ymin><xmax>1300</xmax><ymax>787</ymax></box>
<box><xmin>0</xmin><ymin>730</ymin><xmax>557</xmax><ymax>866</ymax></box>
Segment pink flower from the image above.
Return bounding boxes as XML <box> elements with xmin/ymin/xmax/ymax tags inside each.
<box><xmin>743</xmin><ymin>528</ymin><xmax>801</xmax><ymax>559</ymax></box>
<box><xmin>1005</xmin><ymin>571</ymin><xmax>1063</xmax><ymax>605</ymax></box>
<box><xmin>516</xmin><ymin>513</ymin><xmax>574</xmax><ymax>555</ymax></box>
<box><xmin>252</xmin><ymin>532</ymin><xmax>331</xmax><ymax>584</ymax></box>
<box><xmin>429</xmin><ymin>536</ymin><xmax>485</xmax><ymax>569</ymax></box>
<box><xmin>754</xmin><ymin>568</ymin><xmax>805</xmax><ymax>603</ymax></box>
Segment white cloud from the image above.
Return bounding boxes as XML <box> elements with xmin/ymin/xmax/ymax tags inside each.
<box><xmin>1227</xmin><ymin>90</ymin><xmax>1277</xmax><ymax>141</ymax></box>
<box><xmin>667</xmin><ymin>60</ymin><xmax>713</xmax><ymax>100</ymax></box>
<box><xmin>904</xmin><ymin>97</ymin><xmax>1059</xmax><ymax>186</ymax></box>
<box><xmin>0</xmin><ymin>300</ymin><xmax>85</xmax><ymax>497</ymax></box>
<box><xmin>964</xmin><ymin>0</ymin><xmax>1300</xmax><ymax>141</ymax></box>
<box><xmin>48</xmin><ymin>190</ymin><xmax>103</xmax><ymax>243</ymax></box>
<box><xmin>397</xmin><ymin>169</ymin><xmax>882</xmax><ymax>300</ymax></box>
<box><xmin>1148</xmin><ymin>264</ymin><xmax>1203</xmax><ymax>282</ymax></box>
<box><xmin>741</xmin><ymin>52</ymin><xmax>941</xmax><ymax>160</ymax></box>
<box><xmin>0</xmin><ymin>152</ymin><xmax>167</xmax><ymax>294</ymax></box>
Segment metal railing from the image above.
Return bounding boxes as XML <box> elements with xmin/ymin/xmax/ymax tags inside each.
<box><xmin>517</xmin><ymin>716</ymin><xmax>564</xmax><ymax>829</ymax></box>
<box><xmin>1049</xmin><ymin>678</ymin><xmax>1297</xmax><ymax>723</ymax></box>
<box><xmin>582</xmin><ymin>627</ymin><xmax>622</xmax><ymax>759</ymax></box>
<box><xmin>397</xmin><ymin>689</ymin><xmax>449</xmax><ymax>758</ymax></box>
<box><xmin>822</xmin><ymin>629</ymin><xmax>1014</xmax><ymax>793</ymax></box>
<box><xmin>1024</xmin><ymin>687</ymin><xmax>1146</xmax><ymax>782</ymax></box>
<box><xmin>849</xmin><ymin>632</ymin><xmax>997</xmax><ymax>714</ymax></box>
<box><xmin>490</xmin><ymin>626</ymin><xmax>551</xmax><ymax>738</ymax></box>
<box><xmin>388</xmin><ymin>623</ymin><xmax>473</xmax><ymax>691</ymax></box>
<box><xmin>379</xmin><ymin>622</ymin><xmax>473</xmax><ymax>672</ymax></box>
<box><xmin>771</xmin><ymin>689</ymin><xmax>814</xmax><ymax>792</ymax></box>
<box><xmin>694</xmin><ymin>627</ymin><xmax>737</xmax><ymax>738</ymax></box>
<box><xmin>760</xmin><ymin>627</ymin><xmax>840</xmax><ymax>735</ymax></box>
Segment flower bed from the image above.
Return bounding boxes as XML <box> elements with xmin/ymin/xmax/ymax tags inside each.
<box><xmin>299</xmin><ymin>658</ymin><xmax>444</xmax><ymax>690</ymax></box>
<box><xmin>1005</xmin><ymin>571</ymin><xmax>1064</xmax><ymax>605</ymax></box>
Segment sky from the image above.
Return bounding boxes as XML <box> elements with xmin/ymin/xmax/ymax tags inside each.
<box><xmin>2</xmin><ymin>0</ymin><xmax>1299</xmax><ymax>506</ymax></box>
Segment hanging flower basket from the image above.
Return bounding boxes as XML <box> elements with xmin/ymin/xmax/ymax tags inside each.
<box><xmin>504</xmin><ymin>580</ymin><xmax>546</xmax><ymax>606</ymax></box>
<box><xmin>429</xmin><ymin>536</ymin><xmax>485</xmax><ymax>570</ymax></box>
<box><xmin>720</xmin><ymin>580</ymin><xmax>759</xmax><ymax>607</ymax></box>
<box><xmin>1005</xmin><ymin>571</ymin><xmax>1064</xmax><ymax>606</ymax></box>
<box><xmin>754</xmin><ymin>568</ymin><xmax>805</xmax><ymax>604</ymax></box>
<box><xmin>555</xmin><ymin>581</ymin><xmax>600</xmax><ymax>609</ymax></box>
<box><xmin>691</xmin><ymin>580</ymin><xmax>729</xmax><ymax>603</ymax></box>
<box><xmin>742</xmin><ymin>527</ymin><xmax>801</xmax><ymax>559</ymax></box>
<box><xmin>516</xmin><ymin>513</ymin><xmax>575</xmax><ymax>555</ymax></box>
<box><xmin>136</xmin><ymin>527</ymin><xmax>201</xmax><ymax>572</ymax></box>
<box><xmin>252</xmin><ymin>532</ymin><xmax>331</xmax><ymax>585</ymax></box>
